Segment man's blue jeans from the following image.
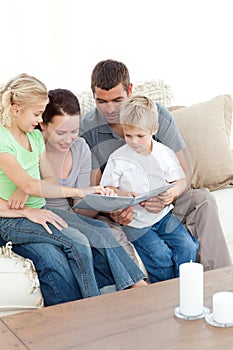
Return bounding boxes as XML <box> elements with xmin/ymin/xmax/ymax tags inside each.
<box><xmin>0</xmin><ymin>217</ymin><xmax>116</xmax><ymax>304</ymax></box>
<box><xmin>122</xmin><ymin>212</ymin><xmax>199</xmax><ymax>283</ymax></box>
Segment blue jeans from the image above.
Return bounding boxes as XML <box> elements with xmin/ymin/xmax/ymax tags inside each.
<box><xmin>0</xmin><ymin>238</ymin><xmax>82</xmax><ymax>306</ymax></box>
<box><xmin>51</xmin><ymin>209</ymin><xmax>145</xmax><ymax>290</ymax></box>
<box><xmin>0</xmin><ymin>217</ymin><xmax>116</xmax><ymax>303</ymax></box>
<box><xmin>122</xmin><ymin>212</ymin><xmax>199</xmax><ymax>283</ymax></box>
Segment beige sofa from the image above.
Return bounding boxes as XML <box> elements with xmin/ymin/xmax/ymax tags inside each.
<box><xmin>169</xmin><ymin>94</ymin><xmax>233</xmax><ymax>261</ymax></box>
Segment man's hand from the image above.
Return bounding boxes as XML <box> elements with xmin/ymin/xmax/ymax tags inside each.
<box><xmin>109</xmin><ymin>206</ymin><xmax>133</xmax><ymax>225</ymax></box>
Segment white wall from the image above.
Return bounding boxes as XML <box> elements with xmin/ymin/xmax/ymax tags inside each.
<box><xmin>1</xmin><ymin>0</ymin><xmax>233</xmax><ymax>145</ymax></box>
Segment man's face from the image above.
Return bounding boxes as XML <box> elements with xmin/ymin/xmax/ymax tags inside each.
<box><xmin>93</xmin><ymin>83</ymin><xmax>132</xmax><ymax>124</ymax></box>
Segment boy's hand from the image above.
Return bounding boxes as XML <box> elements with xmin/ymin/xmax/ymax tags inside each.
<box><xmin>140</xmin><ymin>186</ymin><xmax>179</xmax><ymax>213</ymax></box>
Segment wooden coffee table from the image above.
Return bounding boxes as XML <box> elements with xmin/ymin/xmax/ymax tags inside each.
<box><xmin>1</xmin><ymin>266</ymin><xmax>233</xmax><ymax>349</ymax></box>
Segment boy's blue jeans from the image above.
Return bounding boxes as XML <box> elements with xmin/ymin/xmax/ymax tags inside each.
<box><xmin>122</xmin><ymin>211</ymin><xmax>199</xmax><ymax>283</ymax></box>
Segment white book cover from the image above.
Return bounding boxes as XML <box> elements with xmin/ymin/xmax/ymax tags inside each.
<box><xmin>73</xmin><ymin>183</ymin><xmax>175</xmax><ymax>212</ymax></box>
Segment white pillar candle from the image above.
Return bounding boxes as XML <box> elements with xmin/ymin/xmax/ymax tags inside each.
<box><xmin>213</xmin><ymin>292</ymin><xmax>233</xmax><ymax>324</ymax></box>
<box><xmin>179</xmin><ymin>261</ymin><xmax>203</xmax><ymax>316</ymax></box>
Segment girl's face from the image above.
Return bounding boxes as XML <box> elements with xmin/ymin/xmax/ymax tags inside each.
<box><xmin>122</xmin><ymin>124</ymin><xmax>155</xmax><ymax>155</ymax></box>
<box><xmin>41</xmin><ymin>114</ymin><xmax>80</xmax><ymax>152</ymax></box>
<box><xmin>12</xmin><ymin>103</ymin><xmax>47</xmax><ymax>133</ymax></box>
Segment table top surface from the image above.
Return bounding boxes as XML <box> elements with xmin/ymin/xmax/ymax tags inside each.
<box><xmin>1</xmin><ymin>266</ymin><xmax>233</xmax><ymax>350</ymax></box>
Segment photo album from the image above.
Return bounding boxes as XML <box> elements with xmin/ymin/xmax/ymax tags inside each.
<box><xmin>73</xmin><ymin>183</ymin><xmax>175</xmax><ymax>212</ymax></box>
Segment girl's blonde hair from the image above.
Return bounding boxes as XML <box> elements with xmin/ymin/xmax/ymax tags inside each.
<box><xmin>119</xmin><ymin>95</ymin><xmax>158</xmax><ymax>132</ymax></box>
<box><xmin>0</xmin><ymin>73</ymin><xmax>48</xmax><ymax>127</ymax></box>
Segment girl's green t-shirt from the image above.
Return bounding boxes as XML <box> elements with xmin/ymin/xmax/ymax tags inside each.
<box><xmin>0</xmin><ymin>127</ymin><xmax>46</xmax><ymax>208</ymax></box>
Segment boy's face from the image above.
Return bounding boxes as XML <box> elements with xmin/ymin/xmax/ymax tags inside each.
<box><xmin>122</xmin><ymin>124</ymin><xmax>154</xmax><ymax>155</ymax></box>
<box><xmin>94</xmin><ymin>83</ymin><xmax>132</xmax><ymax>124</ymax></box>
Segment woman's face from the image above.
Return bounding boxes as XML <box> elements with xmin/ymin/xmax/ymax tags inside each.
<box><xmin>42</xmin><ymin>114</ymin><xmax>80</xmax><ymax>152</ymax></box>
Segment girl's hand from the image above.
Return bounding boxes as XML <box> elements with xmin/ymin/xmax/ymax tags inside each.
<box><xmin>78</xmin><ymin>186</ymin><xmax>116</xmax><ymax>198</ymax></box>
<box><xmin>8</xmin><ymin>188</ymin><xmax>29</xmax><ymax>209</ymax></box>
<box><xmin>102</xmin><ymin>187</ymin><xmax>117</xmax><ymax>196</ymax></box>
<box><xmin>23</xmin><ymin>207</ymin><xmax>68</xmax><ymax>234</ymax></box>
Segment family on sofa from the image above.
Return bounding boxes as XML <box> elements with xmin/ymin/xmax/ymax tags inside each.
<box><xmin>0</xmin><ymin>59</ymin><xmax>232</xmax><ymax>311</ymax></box>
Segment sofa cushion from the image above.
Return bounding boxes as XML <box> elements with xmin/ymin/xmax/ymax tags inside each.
<box><xmin>133</xmin><ymin>79</ymin><xmax>173</xmax><ymax>108</ymax></box>
<box><xmin>0</xmin><ymin>241</ymin><xmax>44</xmax><ymax>317</ymax></box>
<box><xmin>170</xmin><ymin>95</ymin><xmax>233</xmax><ymax>191</ymax></box>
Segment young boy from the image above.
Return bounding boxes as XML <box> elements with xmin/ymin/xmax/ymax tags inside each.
<box><xmin>100</xmin><ymin>95</ymin><xmax>199</xmax><ymax>282</ymax></box>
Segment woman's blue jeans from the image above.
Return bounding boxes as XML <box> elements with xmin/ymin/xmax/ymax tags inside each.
<box><xmin>51</xmin><ymin>209</ymin><xmax>145</xmax><ymax>290</ymax></box>
<box><xmin>122</xmin><ymin>212</ymin><xmax>199</xmax><ymax>283</ymax></box>
<box><xmin>0</xmin><ymin>217</ymin><xmax>116</xmax><ymax>304</ymax></box>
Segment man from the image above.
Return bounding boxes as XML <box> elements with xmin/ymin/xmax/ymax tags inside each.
<box><xmin>80</xmin><ymin>59</ymin><xmax>231</xmax><ymax>271</ymax></box>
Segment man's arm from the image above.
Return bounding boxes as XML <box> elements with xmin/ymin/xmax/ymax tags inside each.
<box><xmin>157</xmin><ymin>103</ymin><xmax>193</xmax><ymax>191</ymax></box>
<box><xmin>175</xmin><ymin>149</ymin><xmax>192</xmax><ymax>191</ymax></box>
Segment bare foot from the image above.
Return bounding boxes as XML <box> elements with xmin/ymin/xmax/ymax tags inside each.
<box><xmin>130</xmin><ymin>280</ymin><xmax>148</xmax><ymax>288</ymax></box>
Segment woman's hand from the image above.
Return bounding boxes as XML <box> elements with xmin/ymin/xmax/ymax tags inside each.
<box><xmin>23</xmin><ymin>207</ymin><xmax>68</xmax><ymax>234</ymax></box>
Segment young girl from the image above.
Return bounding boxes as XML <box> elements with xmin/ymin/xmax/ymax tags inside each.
<box><xmin>0</xmin><ymin>75</ymin><xmax>146</xmax><ymax>298</ymax></box>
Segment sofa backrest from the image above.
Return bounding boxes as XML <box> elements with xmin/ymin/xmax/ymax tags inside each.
<box><xmin>76</xmin><ymin>79</ymin><xmax>173</xmax><ymax>116</ymax></box>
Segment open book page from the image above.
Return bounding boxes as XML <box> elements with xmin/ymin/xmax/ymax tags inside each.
<box><xmin>73</xmin><ymin>183</ymin><xmax>175</xmax><ymax>212</ymax></box>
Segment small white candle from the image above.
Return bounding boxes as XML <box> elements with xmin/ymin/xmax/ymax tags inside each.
<box><xmin>179</xmin><ymin>261</ymin><xmax>203</xmax><ymax>316</ymax></box>
<box><xmin>213</xmin><ymin>292</ymin><xmax>233</xmax><ymax>324</ymax></box>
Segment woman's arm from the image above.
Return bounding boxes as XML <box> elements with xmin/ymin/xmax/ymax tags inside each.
<box><xmin>0</xmin><ymin>198</ymin><xmax>68</xmax><ymax>234</ymax></box>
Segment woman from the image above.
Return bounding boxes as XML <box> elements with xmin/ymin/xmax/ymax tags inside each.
<box><xmin>40</xmin><ymin>88</ymin><xmax>147</xmax><ymax>290</ymax></box>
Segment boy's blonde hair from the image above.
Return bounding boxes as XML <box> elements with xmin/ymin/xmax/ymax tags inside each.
<box><xmin>119</xmin><ymin>95</ymin><xmax>158</xmax><ymax>132</ymax></box>
<box><xmin>0</xmin><ymin>73</ymin><xmax>48</xmax><ymax>127</ymax></box>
